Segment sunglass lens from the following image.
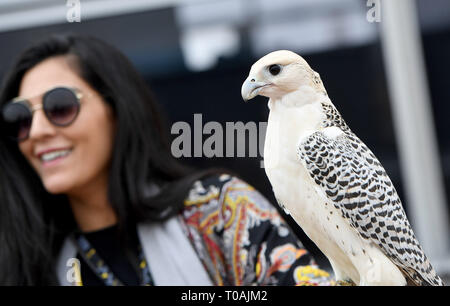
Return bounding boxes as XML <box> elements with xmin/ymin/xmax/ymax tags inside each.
<box><xmin>44</xmin><ymin>87</ymin><xmax>80</xmax><ymax>126</ymax></box>
<box><xmin>2</xmin><ymin>102</ymin><xmax>32</xmax><ymax>141</ymax></box>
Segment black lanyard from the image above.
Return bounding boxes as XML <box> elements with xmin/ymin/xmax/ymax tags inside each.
<box><xmin>72</xmin><ymin>232</ymin><xmax>154</xmax><ymax>286</ymax></box>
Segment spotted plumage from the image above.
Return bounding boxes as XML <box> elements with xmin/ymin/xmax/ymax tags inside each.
<box><xmin>241</xmin><ymin>50</ymin><xmax>444</xmax><ymax>286</ymax></box>
<box><xmin>297</xmin><ymin>102</ymin><xmax>442</xmax><ymax>286</ymax></box>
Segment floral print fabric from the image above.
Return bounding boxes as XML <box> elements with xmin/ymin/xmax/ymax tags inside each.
<box><xmin>179</xmin><ymin>174</ymin><xmax>335</xmax><ymax>286</ymax></box>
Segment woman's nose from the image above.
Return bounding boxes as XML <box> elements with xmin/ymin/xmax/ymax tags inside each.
<box><xmin>28</xmin><ymin>109</ymin><xmax>57</xmax><ymax>140</ymax></box>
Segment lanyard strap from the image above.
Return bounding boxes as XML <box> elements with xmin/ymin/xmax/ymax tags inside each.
<box><xmin>72</xmin><ymin>232</ymin><xmax>154</xmax><ymax>286</ymax></box>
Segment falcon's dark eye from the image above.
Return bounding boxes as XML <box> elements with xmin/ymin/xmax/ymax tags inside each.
<box><xmin>268</xmin><ymin>64</ymin><xmax>281</xmax><ymax>76</ymax></box>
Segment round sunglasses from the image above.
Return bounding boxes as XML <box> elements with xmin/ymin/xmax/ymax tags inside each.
<box><xmin>1</xmin><ymin>87</ymin><xmax>84</xmax><ymax>142</ymax></box>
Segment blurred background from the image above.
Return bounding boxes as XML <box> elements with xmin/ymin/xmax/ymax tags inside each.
<box><xmin>0</xmin><ymin>0</ymin><xmax>449</xmax><ymax>282</ymax></box>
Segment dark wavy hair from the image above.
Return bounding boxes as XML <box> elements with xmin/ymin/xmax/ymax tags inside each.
<box><xmin>0</xmin><ymin>34</ymin><xmax>218</xmax><ymax>285</ymax></box>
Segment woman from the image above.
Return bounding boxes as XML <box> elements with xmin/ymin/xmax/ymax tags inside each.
<box><xmin>0</xmin><ymin>34</ymin><xmax>333</xmax><ymax>286</ymax></box>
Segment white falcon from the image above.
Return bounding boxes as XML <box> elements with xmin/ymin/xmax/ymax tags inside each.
<box><xmin>241</xmin><ymin>50</ymin><xmax>444</xmax><ymax>286</ymax></box>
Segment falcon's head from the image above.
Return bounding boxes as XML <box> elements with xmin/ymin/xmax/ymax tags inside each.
<box><xmin>241</xmin><ymin>50</ymin><xmax>325</xmax><ymax>102</ymax></box>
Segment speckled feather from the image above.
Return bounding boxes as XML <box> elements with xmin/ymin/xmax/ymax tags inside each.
<box><xmin>297</xmin><ymin>101</ymin><xmax>443</xmax><ymax>286</ymax></box>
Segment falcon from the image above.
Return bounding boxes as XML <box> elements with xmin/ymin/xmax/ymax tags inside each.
<box><xmin>241</xmin><ymin>50</ymin><xmax>444</xmax><ymax>286</ymax></box>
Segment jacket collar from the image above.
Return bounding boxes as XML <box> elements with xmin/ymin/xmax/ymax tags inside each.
<box><xmin>56</xmin><ymin>215</ymin><xmax>212</xmax><ymax>286</ymax></box>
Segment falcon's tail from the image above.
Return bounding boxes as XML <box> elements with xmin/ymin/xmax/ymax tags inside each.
<box><xmin>398</xmin><ymin>260</ymin><xmax>444</xmax><ymax>286</ymax></box>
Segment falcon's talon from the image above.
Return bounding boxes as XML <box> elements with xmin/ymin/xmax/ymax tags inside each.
<box><xmin>336</xmin><ymin>280</ymin><xmax>356</xmax><ymax>286</ymax></box>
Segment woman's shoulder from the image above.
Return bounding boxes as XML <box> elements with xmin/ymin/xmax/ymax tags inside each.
<box><xmin>183</xmin><ymin>173</ymin><xmax>236</xmax><ymax>208</ymax></box>
<box><xmin>182</xmin><ymin>173</ymin><xmax>276</xmax><ymax>213</ymax></box>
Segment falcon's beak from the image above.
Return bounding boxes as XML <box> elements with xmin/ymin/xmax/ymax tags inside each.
<box><xmin>241</xmin><ymin>77</ymin><xmax>269</xmax><ymax>102</ymax></box>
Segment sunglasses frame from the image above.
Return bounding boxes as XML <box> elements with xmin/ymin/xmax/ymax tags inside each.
<box><xmin>4</xmin><ymin>86</ymin><xmax>86</xmax><ymax>141</ymax></box>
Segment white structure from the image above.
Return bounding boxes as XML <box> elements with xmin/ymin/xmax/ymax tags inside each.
<box><xmin>379</xmin><ymin>0</ymin><xmax>450</xmax><ymax>273</ymax></box>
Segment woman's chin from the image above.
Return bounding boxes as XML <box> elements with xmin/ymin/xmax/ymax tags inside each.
<box><xmin>42</xmin><ymin>179</ymin><xmax>72</xmax><ymax>195</ymax></box>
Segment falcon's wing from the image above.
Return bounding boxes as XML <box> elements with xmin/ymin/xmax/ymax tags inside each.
<box><xmin>297</xmin><ymin>128</ymin><xmax>443</xmax><ymax>286</ymax></box>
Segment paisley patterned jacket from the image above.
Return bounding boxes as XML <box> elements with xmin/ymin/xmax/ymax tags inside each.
<box><xmin>178</xmin><ymin>174</ymin><xmax>334</xmax><ymax>286</ymax></box>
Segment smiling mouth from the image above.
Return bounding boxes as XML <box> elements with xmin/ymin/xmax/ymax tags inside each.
<box><xmin>40</xmin><ymin>149</ymin><xmax>73</xmax><ymax>165</ymax></box>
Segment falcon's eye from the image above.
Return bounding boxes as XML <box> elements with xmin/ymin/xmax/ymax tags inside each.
<box><xmin>268</xmin><ymin>64</ymin><xmax>281</xmax><ymax>76</ymax></box>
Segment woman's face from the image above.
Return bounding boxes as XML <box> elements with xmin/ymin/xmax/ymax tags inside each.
<box><xmin>17</xmin><ymin>56</ymin><xmax>116</xmax><ymax>196</ymax></box>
